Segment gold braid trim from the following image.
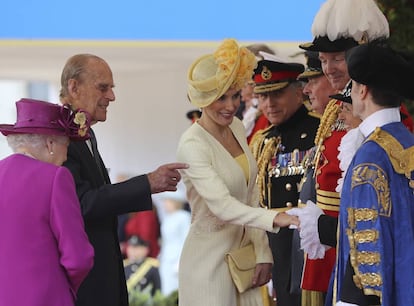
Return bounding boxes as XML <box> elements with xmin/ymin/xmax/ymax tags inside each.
<box><xmin>314</xmin><ymin>99</ymin><xmax>340</xmax><ymax>146</ymax></box>
<box><xmin>356</xmin><ymin>251</ymin><xmax>381</xmax><ymax>265</ymax></box>
<box><xmin>249</xmin><ymin>127</ymin><xmax>281</xmax><ymax>208</ymax></box>
<box><xmin>353</xmin><ymin>229</ymin><xmax>380</xmax><ymax>244</ymax></box>
<box><xmin>250</xmin><ymin>129</ymin><xmax>267</xmax><ymax>161</ymax></box>
<box><xmin>368</xmin><ymin>127</ymin><xmax>414</xmax><ymax>189</ymax></box>
<box><xmin>257</xmin><ymin>137</ymin><xmax>280</xmax><ymax>208</ymax></box>
<box><xmin>352</xmin><ymin>272</ymin><xmax>383</xmax><ymax>292</ymax></box>
<box><xmin>312</xmin><ymin>99</ymin><xmax>340</xmax><ymax>169</ymax></box>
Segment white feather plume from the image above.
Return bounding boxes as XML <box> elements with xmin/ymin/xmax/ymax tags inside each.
<box><xmin>312</xmin><ymin>0</ymin><xmax>389</xmax><ymax>42</ymax></box>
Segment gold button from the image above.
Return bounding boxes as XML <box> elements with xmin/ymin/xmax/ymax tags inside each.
<box><xmin>285</xmin><ymin>183</ymin><xmax>292</xmax><ymax>191</ymax></box>
<box><xmin>286</xmin><ymin>202</ymin><xmax>293</xmax><ymax>207</ymax></box>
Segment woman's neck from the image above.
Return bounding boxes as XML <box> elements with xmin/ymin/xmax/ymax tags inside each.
<box><xmin>198</xmin><ymin>117</ymin><xmax>231</xmax><ymax>141</ymax></box>
<box><xmin>198</xmin><ymin>117</ymin><xmax>243</xmax><ymax>157</ymax></box>
<box><xmin>15</xmin><ymin>147</ymin><xmax>38</xmax><ymax>160</ymax></box>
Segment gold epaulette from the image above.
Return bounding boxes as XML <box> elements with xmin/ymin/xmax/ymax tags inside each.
<box><xmin>249</xmin><ymin>125</ymin><xmax>274</xmax><ymax>160</ymax></box>
<box><xmin>368</xmin><ymin>127</ymin><xmax>414</xmax><ymax>189</ymax></box>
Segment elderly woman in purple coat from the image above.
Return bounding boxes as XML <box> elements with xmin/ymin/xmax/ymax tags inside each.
<box><xmin>0</xmin><ymin>98</ymin><xmax>94</xmax><ymax>306</ymax></box>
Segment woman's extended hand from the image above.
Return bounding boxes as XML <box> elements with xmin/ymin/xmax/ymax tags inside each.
<box><xmin>252</xmin><ymin>263</ymin><xmax>272</xmax><ymax>288</ymax></box>
<box><xmin>273</xmin><ymin>212</ymin><xmax>299</xmax><ymax>228</ymax></box>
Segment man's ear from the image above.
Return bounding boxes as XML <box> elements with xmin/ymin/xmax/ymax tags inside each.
<box><xmin>294</xmin><ymin>84</ymin><xmax>304</xmax><ymax>101</ymax></box>
<box><xmin>360</xmin><ymin>84</ymin><xmax>369</xmax><ymax>100</ymax></box>
<box><xmin>67</xmin><ymin>78</ymin><xmax>79</xmax><ymax>97</ymax></box>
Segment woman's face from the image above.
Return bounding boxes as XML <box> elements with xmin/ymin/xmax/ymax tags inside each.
<box><xmin>338</xmin><ymin>102</ymin><xmax>361</xmax><ymax>131</ymax></box>
<box><xmin>48</xmin><ymin>136</ymin><xmax>70</xmax><ymax>166</ymax></box>
<box><xmin>202</xmin><ymin>88</ymin><xmax>241</xmax><ymax>127</ymax></box>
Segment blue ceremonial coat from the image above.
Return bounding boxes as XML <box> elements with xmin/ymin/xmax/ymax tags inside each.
<box><xmin>335</xmin><ymin>122</ymin><xmax>414</xmax><ymax>306</ymax></box>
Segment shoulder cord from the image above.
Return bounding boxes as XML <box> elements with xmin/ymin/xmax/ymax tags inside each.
<box><xmin>312</xmin><ymin>100</ymin><xmax>341</xmax><ymax>174</ymax></box>
<box><xmin>250</xmin><ymin>130</ymin><xmax>281</xmax><ymax>208</ymax></box>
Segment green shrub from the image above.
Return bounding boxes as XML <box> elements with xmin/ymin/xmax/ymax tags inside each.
<box><xmin>128</xmin><ymin>287</ymin><xmax>178</xmax><ymax>306</ymax></box>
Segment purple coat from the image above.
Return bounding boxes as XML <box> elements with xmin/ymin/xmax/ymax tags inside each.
<box><xmin>0</xmin><ymin>154</ymin><xmax>94</xmax><ymax>306</ymax></box>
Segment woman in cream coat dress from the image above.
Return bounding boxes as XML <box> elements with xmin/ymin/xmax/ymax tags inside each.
<box><xmin>177</xmin><ymin>39</ymin><xmax>299</xmax><ymax>306</ymax></box>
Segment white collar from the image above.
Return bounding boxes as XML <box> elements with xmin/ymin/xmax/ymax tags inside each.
<box><xmin>359</xmin><ymin>107</ymin><xmax>401</xmax><ymax>138</ymax></box>
<box><xmin>86</xmin><ymin>139</ymin><xmax>93</xmax><ymax>155</ymax></box>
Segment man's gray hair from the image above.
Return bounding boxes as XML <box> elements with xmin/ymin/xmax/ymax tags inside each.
<box><xmin>59</xmin><ymin>53</ymin><xmax>104</xmax><ymax>99</ymax></box>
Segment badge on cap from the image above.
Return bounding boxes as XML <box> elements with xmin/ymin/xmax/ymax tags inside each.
<box><xmin>261</xmin><ymin>66</ymin><xmax>272</xmax><ymax>81</ymax></box>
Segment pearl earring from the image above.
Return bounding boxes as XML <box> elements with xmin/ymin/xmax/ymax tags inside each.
<box><xmin>50</xmin><ymin>151</ymin><xmax>54</xmax><ymax>155</ymax></box>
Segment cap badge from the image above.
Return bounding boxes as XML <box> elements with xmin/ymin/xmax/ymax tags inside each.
<box><xmin>261</xmin><ymin>66</ymin><xmax>272</xmax><ymax>81</ymax></box>
<box><xmin>358</xmin><ymin>31</ymin><xmax>369</xmax><ymax>45</ymax></box>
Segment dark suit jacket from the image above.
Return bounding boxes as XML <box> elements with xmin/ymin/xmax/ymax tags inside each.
<box><xmin>64</xmin><ymin>130</ymin><xmax>153</xmax><ymax>306</ymax></box>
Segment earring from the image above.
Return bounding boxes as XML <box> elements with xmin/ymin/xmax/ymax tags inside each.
<box><xmin>50</xmin><ymin>151</ymin><xmax>54</xmax><ymax>155</ymax></box>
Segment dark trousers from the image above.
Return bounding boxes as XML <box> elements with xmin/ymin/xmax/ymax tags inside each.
<box><xmin>269</xmin><ymin>228</ymin><xmax>301</xmax><ymax>306</ymax></box>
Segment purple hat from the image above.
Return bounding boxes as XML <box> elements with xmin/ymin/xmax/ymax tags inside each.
<box><xmin>0</xmin><ymin>98</ymin><xmax>91</xmax><ymax>140</ymax></box>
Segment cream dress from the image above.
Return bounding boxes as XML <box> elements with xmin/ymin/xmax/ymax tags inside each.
<box><xmin>177</xmin><ymin>118</ymin><xmax>279</xmax><ymax>306</ymax></box>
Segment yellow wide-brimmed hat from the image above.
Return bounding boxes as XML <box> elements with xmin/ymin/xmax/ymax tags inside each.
<box><xmin>187</xmin><ymin>39</ymin><xmax>257</xmax><ymax>108</ymax></box>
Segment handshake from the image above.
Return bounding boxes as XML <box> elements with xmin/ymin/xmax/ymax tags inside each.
<box><xmin>286</xmin><ymin>200</ymin><xmax>331</xmax><ymax>259</ymax></box>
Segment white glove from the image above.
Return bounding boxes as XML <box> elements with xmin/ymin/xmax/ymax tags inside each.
<box><xmin>296</xmin><ymin>201</ymin><xmax>329</xmax><ymax>259</ymax></box>
<box><xmin>336</xmin><ymin>301</ymin><xmax>359</xmax><ymax>306</ymax></box>
<box><xmin>285</xmin><ymin>207</ymin><xmax>304</xmax><ymax>217</ymax></box>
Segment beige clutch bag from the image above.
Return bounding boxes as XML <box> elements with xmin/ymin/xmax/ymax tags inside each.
<box><xmin>225</xmin><ymin>243</ymin><xmax>256</xmax><ymax>293</ymax></box>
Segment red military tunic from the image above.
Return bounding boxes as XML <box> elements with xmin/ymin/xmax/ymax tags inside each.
<box><xmin>301</xmin><ymin>100</ymin><xmax>346</xmax><ymax>292</ymax></box>
<box><xmin>247</xmin><ymin>112</ymin><xmax>269</xmax><ymax>144</ymax></box>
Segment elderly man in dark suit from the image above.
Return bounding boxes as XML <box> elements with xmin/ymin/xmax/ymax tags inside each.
<box><xmin>59</xmin><ymin>53</ymin><xmax>188</xmax><ymax>306</ymax></box>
